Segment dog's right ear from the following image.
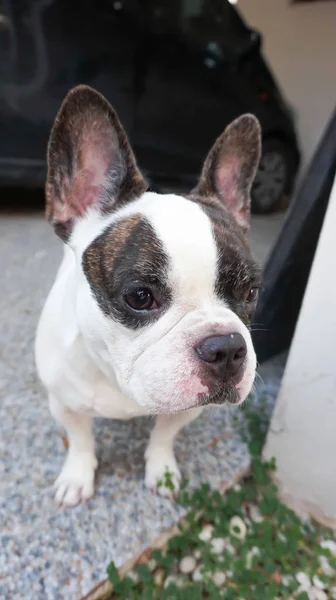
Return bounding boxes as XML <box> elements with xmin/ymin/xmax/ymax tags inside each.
<box><xmin>46</xmin><ymin>85</ymin><xmax>147</xmax><ymax>241</ymax></box>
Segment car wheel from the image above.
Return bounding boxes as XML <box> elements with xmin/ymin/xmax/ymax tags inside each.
<box><xmin>251</xmin><ymin>139</ymin><xmax>295</xmax><ymax>214</ymax></box>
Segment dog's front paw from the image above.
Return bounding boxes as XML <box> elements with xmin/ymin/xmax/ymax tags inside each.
<box><xmin>145</xmin><ymin>451</ymin><xmax>181</xmax><ymax>498</ymax></box>
<box><xmin>54</xmin><ymin>451</ymin><xmax>98</xmax><ymax>508</ymax></box>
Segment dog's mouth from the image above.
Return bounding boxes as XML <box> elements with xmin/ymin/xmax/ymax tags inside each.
<box><xmin>165</xmin><ymin>383</ymin><xmax>241</xmax><ymax>414</ymax></box>
<box><xmin>197</xmin><ymin>383</ymin><xmax>240</xmax><ymax>407</ymax></box>
<box><xmin>161</xmin><ymin>386</ymin><xmax>240</xmax><ymax>415</ymax></box>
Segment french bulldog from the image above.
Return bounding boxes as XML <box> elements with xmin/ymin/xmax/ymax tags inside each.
<box><xmin>35</xmin><ymin>85</ymin><xmax>261</xmax><ymax>508</ymax></box>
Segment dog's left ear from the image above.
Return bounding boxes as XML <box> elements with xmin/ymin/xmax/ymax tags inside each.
<box><xmin>195</xmin><ymin>114</ymin><xmax>261</xmax><ymax>233</ymax></box>
<box><xmin>46</xmin><ymin>85</ymin><xmax>147</xmax><ymax>241</ymax></box>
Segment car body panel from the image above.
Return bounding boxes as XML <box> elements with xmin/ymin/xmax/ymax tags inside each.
<box><xmin>0</xmin><ymin>0</ymin><xmax>300</xmax><ymax>189</ymax></box>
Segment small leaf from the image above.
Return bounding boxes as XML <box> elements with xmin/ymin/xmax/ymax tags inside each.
<box><xmin>106</xmin><ymin>562</ymin><xmax>120</xmax><ymax>586</ymax></box>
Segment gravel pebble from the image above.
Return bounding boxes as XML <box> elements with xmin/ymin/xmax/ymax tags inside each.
<box><xmin>320</xmin><ymin>540</ymin><xmax>336</xmax><ymax>556</ymax></box>
<box><xmin>192</xmin><ymin>566</ymin><xmax>203</xmax><ymax>582</ymax></box>
<box><xmin>127</xmin><ymin>570</ymin><xmax>139</xmax><ymax>583</ymax></box>
<box><xmin>199</xmin><ymin>525</ymin><xmax>214</xmax><ymax>542</ymax></box>
<box><xmin>312</xmin><ymin>575</ymin><xmax>326</xmax><ymax>590</ymax></box>
<box><xmin>210</xmin><ymin>537</ymin><xmax>226</xmax><ymax>555</ymax></box>
<box><xmin>212</xmin><ymin>571</ymin><xmax>226</xmax><ymax>587</ymax></box>
<box><xmin>282</xmin><ymin>574</ymin><xmax>294</xmax><ymax>587</ymax></box>
<box><xmin>296</xmin><ymin>572</ymin><xmax>311</xmax><ymax>590</ymax></box>
<box><xmin>246</xmin><ymin>546</ymin><xmax>260</xmax><ymax>569</ymax></box>
<box><xmin>312</xmin><ymin>589</ymin><xmax>328</xmax><ymax>600</ymax></box>
<box><xmin>179</xmin><ymin>556</ymin><xmax>196</xmax><ymax>574</ymax></box>
<box><xmin>154</xmin><ymin>569</ymin><xmax>164</xmax><ymax>586</ymax></box>
<box><xmin>164</xmin><ymin>575</ymin><xmax>183</xmax><ymax>589</ymax></box>
<box><xmin>148</xmin><ymin>559</ymin><xmax>157</xmax><ymax>572</ymax></box>
<box><xmin>229</xmin><ymin>516</ymin><xmax>247</xmax><ymax>540</ymax></box>
<box><xmin>249</xmin><ymin>504</ymin><xmax>263</xmax><ymax>523</ymax></box>
<box><xmin>319</xmin><ymin>555</ymin><xmax>335</xmax><ymax>576</ymax></box>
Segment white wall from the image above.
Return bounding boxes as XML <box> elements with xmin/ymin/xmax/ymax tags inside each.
<box><xmin>263</xmin><ymin>173</ymin><xmax>336</xmax><ymax>527</ymax></box>
<box><xmin>238</xmin><ymin>0</ymin><xmax>336</xmax><ymax>173</ymax></box>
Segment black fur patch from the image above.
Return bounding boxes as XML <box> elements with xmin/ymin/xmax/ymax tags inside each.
<box><xmin>188</xmin><ymin>192</ymin><xmax>261</xmax><ymax>326</ymax></box>
<box><xmin>82</xmin><ymin>214</ymin><xmax>172</xmax><ymax>329</ymax></box>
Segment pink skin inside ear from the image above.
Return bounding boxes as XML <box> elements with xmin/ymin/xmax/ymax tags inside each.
<box><xmin>53</xmin><ymin>130</ymin><xmax>116</xmax><ymax>224</ymax></box>
<box><xmin>216</xmin><ymin>158</ymin><xmax>250</xmax><ymax>232</ymax></box>
<box><xmin>53</xmin><ymin>168</ymin><xmax>102</xmax><ymax>223</ymax></box>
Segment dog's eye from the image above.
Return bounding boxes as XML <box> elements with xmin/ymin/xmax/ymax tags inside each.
<box><xmin>245</xmin><ymin>287</ymin><xmax>259</xmax><ymax>303</ymax></box>
<box><xmin>124</xmin><ymin>287</ymin><xmax>157</xmax><ymax>311</ymax></box>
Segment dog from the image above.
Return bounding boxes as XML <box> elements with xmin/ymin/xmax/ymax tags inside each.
<box><xmin>35</xmin><ymin>85</ymin><xmax>262</xmax><ymax>508</ymax></box>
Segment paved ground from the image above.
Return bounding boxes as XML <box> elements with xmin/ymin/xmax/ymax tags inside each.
<box><xmin>0</xmin><ymin>209</ymin><xmax>284</xmax><ymax>600</ymax></box>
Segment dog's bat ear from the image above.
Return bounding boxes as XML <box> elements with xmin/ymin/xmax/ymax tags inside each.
<box><xmin>195</xmin><ymin>114</ymin><xmax>261</xmax><ymax>233</ymax></box>
<box><xmin>46</xmin><ymin>85</ymin><xmax>147</xmax><ymax>241</ymax></box>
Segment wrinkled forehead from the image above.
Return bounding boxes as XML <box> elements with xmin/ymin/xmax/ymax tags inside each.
<box><xmin>82</xmin><ymin>192</ymin><xmax>255</xmax><ymax>290</ymax></box>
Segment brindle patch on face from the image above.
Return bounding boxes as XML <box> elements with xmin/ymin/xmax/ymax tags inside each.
<box><xmin>188</xmin><ymin>192</ymin><xmax>261</xmax><ymax>327</ymax></box>
<box><xmin>82</xmin><ymin>214</ymin><xmax>172</xmax><ymax>329</ymax></box>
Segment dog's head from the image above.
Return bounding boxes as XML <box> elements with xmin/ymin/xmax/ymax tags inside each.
<box><xmin>46</xmin><ymin>85</ymin><xmax>261</xmax><ymax>413</ymax></box>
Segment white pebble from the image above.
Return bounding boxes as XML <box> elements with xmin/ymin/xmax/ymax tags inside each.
<box><xmin>193</xmin><ymin>549</ymin><xmax>202</xmax><ymax>560</ymax></box>
<box><xmin>198</xmin><ymin>525</ymin><xmax>214</xmax><ymax>542</ymax></box>
<box><xmin>192</xmin><ymin>566</ymin><xmax>203</xmax><ymax>582</ymax></box>
<box><xmin>164</xmin><ymin>575</ymin><xmax>183</xmax><ymax>589</ymax></box>
<box><xmin>225</xmin><ymin>541</ymin><xmax>235</xmax><ymax>555</ymax></box>
<box><xmin>282</xmin><ymin>574</ymin><xmax>294</xmax><ymax>587</ymax></box>
<box><xmin>319</xmin><ymin>555</ymin><xmax>335</xmax><ymax>576</ymax></box>
<box><xmin>313</xmin><ymin>575</ymin><xmax>327</xmax><ymax>590</ymax></box>
<box><xmin>127</xmin><ymin>570</ymin><xmax>139</xmax><ymax>583</ymax></box>
<box><xmin>179</xmin><ymin>556</ymin><xmax>196</xmax><ymax>574</ymax></box>
<box><xmin>211</xmin><ymin>538</ymin><xmax>226</xmax><ymax>555</ymax></box>
<box><xmin>320</xmin><ymin>539</ymin><xmax>336</xmax><ymax>556</ymax></box>
<box><xmin>229</xmin><ymin>516</ymin><xmax>247</xmax><ymax>540</ymax></box>
<box><xmin>212</xmin><ymin>571</ymin><xmax>226</xmax><ymax>587</ymax></box>
<box><xmin>148</xmin><ymin>559</ymin><xmax>157</xmax><ymax>572</ymax></box>
<box><xmin>296</xmin><ymin>572</ymin><xmax>311</xmax><ymax>590</ymax></box>
<box><xmin>249</xmin><ymin>504</ymin><xmax>263</xmax><ymax>523</ymax></box>
<box><xmin>312</xmin><ymin>589</ymin><xmax>328</xmax><ymax>600</ymax></box>
<box><xmin>233</xmin><ymin>484</ymin><xmax>241</xmax><ymax>492</ymax></box>
<box><xmin>154</xmin><ymin>569</ymin><xmax>164</xmax><ymax>586</ymax></box>
<box><xmin>297</xmin><ymin>586</ymin><xmax>312</xmax><ymax>598</ymax></box>
<box><xmin>246</xmin><ymin>546</ymin><xmax>260</xmax><ymax>569</ymax></box>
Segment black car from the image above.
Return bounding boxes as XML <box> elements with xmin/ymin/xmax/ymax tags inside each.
<box><xmin>0</xmin><ymin>0</ymin><xmax>300</xmax><ymax>213</ymax></box>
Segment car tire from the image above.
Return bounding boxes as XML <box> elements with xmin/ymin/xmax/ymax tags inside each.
<box><xmin>251</xmin><ymin>138</ymin><xmax>296</xmax><ymax>214</ymax></box>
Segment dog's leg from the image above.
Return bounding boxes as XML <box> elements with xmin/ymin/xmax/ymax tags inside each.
<box><xmin>145</xmin><ymin>407</ymin><xmax>202</xmax><ymax>497</ymax></box>
<box><xmin>50</xmin><ymin>396</ymin><xmax>98</xmax><ymax>507</ymax></box>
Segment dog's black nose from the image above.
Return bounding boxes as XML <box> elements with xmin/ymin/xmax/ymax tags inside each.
<box><xmin>195</xmin><ymin>333</ymin><xmax>247</xmax><ymax>378</ymax></box>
